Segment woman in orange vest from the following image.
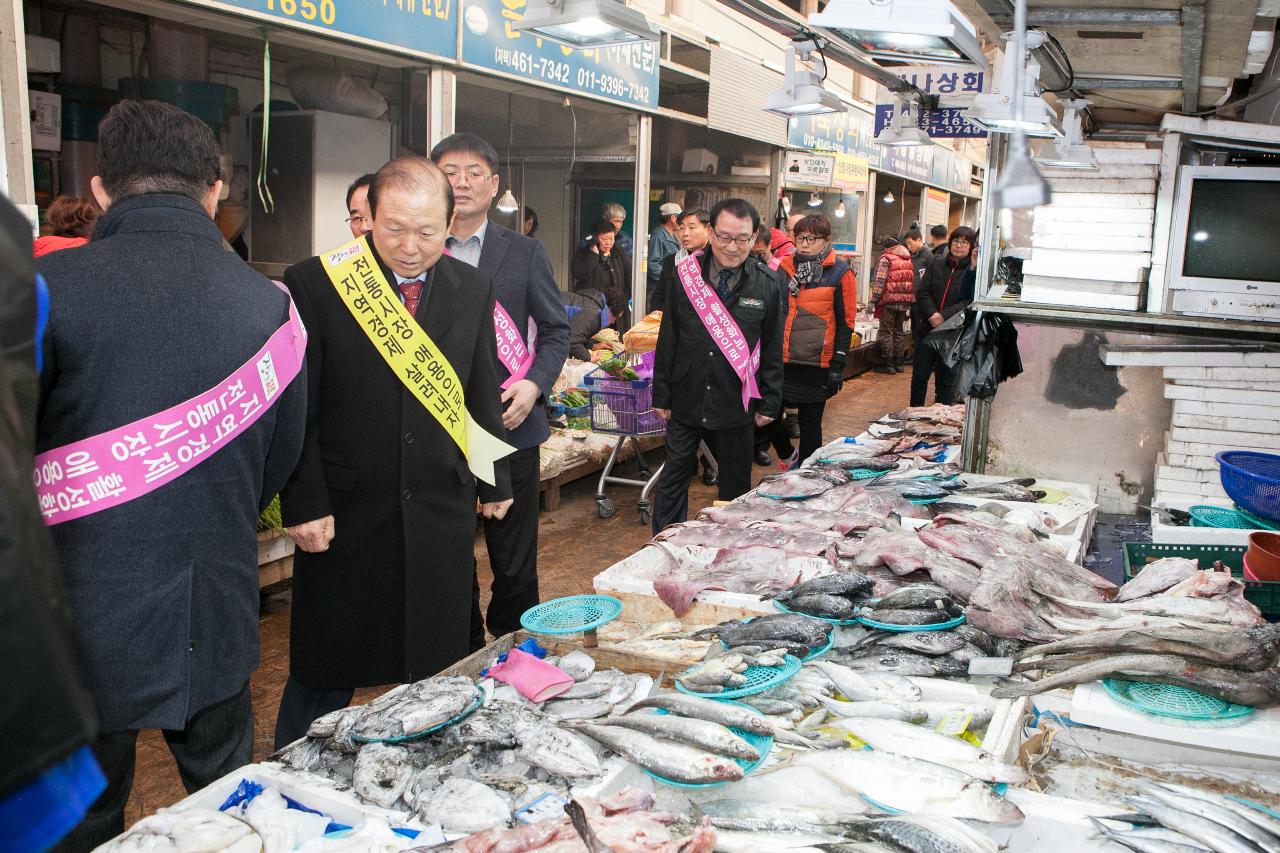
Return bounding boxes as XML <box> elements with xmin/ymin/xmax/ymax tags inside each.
<box><xmin>765</xmin><ymin>214</ymin><xmax>860</xmax><ymax>467</ymax></box>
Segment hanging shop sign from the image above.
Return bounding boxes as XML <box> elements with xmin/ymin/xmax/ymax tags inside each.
<box><xmin>201</xmin><ymin>0</ymin><xmax>457</xmax><ymax>59</ymax></box>
<box><xmin>460</xmin><ymin>0</ymin><xmax>660</xmax><ymax>110</ymax></box>
<box><xmin>873</xmin><ymin>103</ymin><xmax>987</xmax><ymax>139</ymax></box>
<box><xmin>787</xmin><ymin>110</ymin><xmax>881</xmax><ymax>169</ymax></box>
<box><xmin>783</xmin><ymin>151</ymin><xmax>836</xmax><ymax>187</ymax></box>
<box><xmin>887</xmin><ymin>65</ymin><xmax>989</xmax><ymax>104</ymax></box>
<box><xmin>931</xmin><ymin>148</ymin><xmax>973</xmax><ymax>196</ymax></box>
<box><xmin>832</xmin><ymin>154</ymin><xmax>869</xmax><ymax>192</ymax></box>
<box><xmin>882</xmin><ymin>145</ymin><xmax>933</xmax><ymax>183</ymax></box>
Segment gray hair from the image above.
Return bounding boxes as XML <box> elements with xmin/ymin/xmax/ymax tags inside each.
<box><xmin>602</xmin><ymin>202</ymin><xmax>626</xmax><ymax>221</ymax></box>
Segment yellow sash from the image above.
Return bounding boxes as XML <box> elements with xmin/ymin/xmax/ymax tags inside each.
<box><xmin>321</xmin><ymin>236</ymin><xmax>514</xmax><ymax>487</ymax></box>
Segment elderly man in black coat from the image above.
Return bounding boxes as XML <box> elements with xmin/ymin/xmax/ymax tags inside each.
<box><xmin>36</xmin><ymin>100</ymin><xmax>307</xmax><ymax>849</ymax></box>
<box><xmin>274</xmin><ymin>157</ymin><xmax>513</xmax><ymax>748</ymax></box>
<box><xmin>651</xmin><ymin>198</ymin><xmax>784</xmax><ymax>534</ymax></box>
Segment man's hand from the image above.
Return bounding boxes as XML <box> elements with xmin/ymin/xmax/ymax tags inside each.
<box><xmin>288</xmin><ymin>515</ymin><xmax>334</xmax><ymax>553</ymax></box>
<box><xmin>591</xmin><ymin>243</ymin><xmax>600</xmax><ymax>254</ymax></box>
<box><xmin>589</xmin><ymin>350</ymin><xmax>605</xmax><ymax>363</ymax></box>
<box><xmin>929</xmin><ymin>312</ymin><xmax>945</xmax><ymax>328</ymax></box>
<box><xmin>480</xmin><ymin>499</ymin><xmax>514</xmax><ymax>520</ymax></box>
<box><xmin>501</xmin><ymin>379</ymin><xmax>541</xmax><ymax>431</ymax></box>
<box><xmin>754</xmin><ymin>413</ymin><xmax>775</xmax><ymax>428</ymax></box>
<box><xmin>654</xmin><ymin>407</ymin><xmax>671</xmax><ymax>421</ymax></box>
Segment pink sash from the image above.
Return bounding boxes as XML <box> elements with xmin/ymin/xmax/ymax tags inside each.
<box><xmin>675</xmin><ymin>252</ymin><xmax>762</xmax><ymax>412</ymax></box>
<box><xmin>493</xmin><ymin>300</ymin><xmax>537</xmax><ymax>391</ymax></box>
<box><xmin>34</xmin><ymin>282</ymin><xmax>307</xmax><ymax>525</ymax></box>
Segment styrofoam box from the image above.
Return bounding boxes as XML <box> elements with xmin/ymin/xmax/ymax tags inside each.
<box><xmin>1103</xmin><ymin>348</ymin><xmax>1280</xmax><ymax>368</ymax></box>
<box><xmin>1019</xmin><ymin>283</ymin><xmax>1142</xmax><ymax>312</ymax></box>
<box><xmin>1030</xmin><ymin>233</ymin><xmax>1153</xmax><ymax>253</ymax></box>
<box><xmin>1150</xmin><ymin>511</ymin><xmax>1252</xmax><ymax>545</ymax></box>
<box><xmin>1045</xmin><ymin>177</ymin><xmax>1156</xmax><ymax>195</ymax></box>
<box><xmin>681</xmin><ymin>148</ymin><xmax>718</xmax><ymax>174</ymax></box>
<box><xmin>1153</xmin><ymin>491</ymin><xmax>1233</xmax><ymax>512</ymax></box>
<box><xmin>1021</xmin><ymin>275</ymin><xmax>1143</xmax><ymax>296</ymax></box>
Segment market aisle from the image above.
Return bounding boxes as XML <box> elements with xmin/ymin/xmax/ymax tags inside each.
<box><xmin>122</xmin><ymin>368</ymin><xmax>912</xmax><ymax>824</ymax></box>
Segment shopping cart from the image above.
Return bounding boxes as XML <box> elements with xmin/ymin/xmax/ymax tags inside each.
<box><xmin>583</xmin><ymin>368</ymin><xmax>665</xmax><ymax>523</ymax></box>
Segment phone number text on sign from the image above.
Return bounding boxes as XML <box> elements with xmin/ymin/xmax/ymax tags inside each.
<box><xmin>490</xmin><ymin>48</ymin><xmax>651</xmax><ymax>104</ymax></box>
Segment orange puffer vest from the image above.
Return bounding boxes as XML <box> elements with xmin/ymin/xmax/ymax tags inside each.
<box><xmin>780</xmin><ymin>249</ymin><xmax>852</xmax><ymax>368</ymax></box>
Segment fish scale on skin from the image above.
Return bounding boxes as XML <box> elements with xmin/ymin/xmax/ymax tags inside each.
<box><xmin>1126</xmin><ymin>796</ymin><xmax>1264</xmax><ymax>853</ymax></box>
<box><xmin>628</xmin><ymin>693</ymin><xmax>774</xmax><ymax>735</ymax></box>
<box><xmin>1140</xmin><ymin>786</ymin><xmax>1280</xmax><ymax>851</ymax></box>
<box><xmin>568</xmin><ymin>722</ymin><xmax>745</xmax><ymax>785</ymax></box>
<box><xmin>602</xmin><ymin>712</ymin><xmax>760</xmax><ymax>760</ymax></box>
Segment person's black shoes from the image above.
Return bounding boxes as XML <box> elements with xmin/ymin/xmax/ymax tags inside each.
<box><xmin>754</xmin><ymin>450</ymin><xmax>773</xmax><ymax>466</ymax></box>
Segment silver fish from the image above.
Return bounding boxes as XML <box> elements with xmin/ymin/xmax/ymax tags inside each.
<box><xmin>558</xmin><ymin>649</ymin><xmax>597</xmax><ymax>681</ymax></box>
<box><xmin>1126</xmin><ymin>796</ymin><xmax>1262</xmax><ymax>853</ymax></box>
<box><xmin>826</xmin><ymin>717</ymin><xmax>1029</xmax><ymax>784</ymax></box>
<box><xmin>514</xmin><ymin>721</ymin><xmax>603</xmax><ymax>778</ymax></box>
<box><xmin>867</xmin><ymin>630</ymin><xmax>967</xmax><ymax>656</ymax></box>
<box><xmin>1088</xmin><ymin>817</ymin><xmax>1209</xmax><ymax>853</ymax></box>
<box><xmin>423</xmin><ymin>778</ymin><xmax>510</xmax><ymax>833</ymax></box>
<box><xmin>541</xmin><ymin>698</ymin><xmax>615</xmax><ymax>720</ymax></box>
<box><xmin>1141</xmin><ymin>786</ymin><xmax>1279</xmax><ymax>851</ymax></box>
<box><xmin>602</xmin><ymin>712</ymin><xmax>760</xmax><ymax>760</ymax></box>
<box><xmin>628</xmin><ymin>693</ymin><xmax>774</xmax><ymax>735</ymax></box>
<box><xmin>569</xmin><ymin>722</ymin><xmax>745</xmax><ymax>784</ymax></box>
<box><xmin>351</xmin><ymin>742</ymin><xmax>413</xmax><ymax>808</ymax></box>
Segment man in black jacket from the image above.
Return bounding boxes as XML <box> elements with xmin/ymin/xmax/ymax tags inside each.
<box><xmin>911</xmin><ymin>226</ymin><xmax>976</xmax><ymax>407</ymax></box>
<box><xmin>651</xmin><ymin>199</ymin><xmax>784</xmax><ymax>534</ymax></box>
<box><xmin>37</xmin><ymin>100</ymin><xmax>307</xmax><ymax>848</ymax></box>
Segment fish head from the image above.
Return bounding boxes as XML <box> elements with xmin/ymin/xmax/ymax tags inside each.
<box><xmin>701</xmin><ymin>755</ymin><xmax>746</xmax><ymax>781</ymax></box>
<box><xmin>958</xmin><ymin>781</ymin><xmax>1025</xmax><ymax>825</ymax></box>
<box><xmin>975</xmin><ymin>755</ymin><xmax>1031</xmax><ymax>786</ymax></box>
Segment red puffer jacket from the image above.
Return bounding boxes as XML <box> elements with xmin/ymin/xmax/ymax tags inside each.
<box><xmin>873</xmin><ymin>244</ymin><xmax>916</xmax><ymax>307</ymax></box>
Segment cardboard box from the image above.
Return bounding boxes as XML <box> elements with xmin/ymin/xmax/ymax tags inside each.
<box><xmin>30</xmin><ymin>91</ymin><xmax>61</xmax><ymax>152</ymax></box>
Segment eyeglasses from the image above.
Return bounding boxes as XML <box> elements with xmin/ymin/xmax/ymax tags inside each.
<box><xmin>346</xmin><ymin>215</ymin><xmax>368</xmax><ymax>226</ymax></box>
<box><xmin>794</xmin><ymin>234</ymin><xmax>825</xmax><ymax>246</ymax></box>
<box><xmin>713</xmin><ymin>231</ymin><xmax>754</xmax><ymax>247</ymax></box>
<box><xmin>442</xmin><ymin>170</ymin><xmax>495</xmax><ymax>184</ymax></box>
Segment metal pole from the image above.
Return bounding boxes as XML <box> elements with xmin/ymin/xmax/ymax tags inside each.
<box><xmin>632</xmin><ymin>113</ymin><xmax>653</xmax><ymax>319</ymax></box>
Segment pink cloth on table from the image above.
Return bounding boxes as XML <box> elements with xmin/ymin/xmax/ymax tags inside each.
<box><xmin>486</xmin><ymin>648</ymin><xmax>574</xmax><ymax>702</ymax></box>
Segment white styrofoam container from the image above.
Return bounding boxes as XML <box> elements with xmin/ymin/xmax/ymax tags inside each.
<box><xmin>1021</xmin><ymin>275</ymin><xmax>1143</xmax><ymax>296</ymax></box>
<box><xmin>25</xmin><ymin>34</ymin><xmax>60</xmax><ymax>73</ymax></box>
<box><xmin>1038</xmin><ymin>164</ymin><xmax>1157</xmax><ymax>180</ymax></box>
<box><xmin>1154</xmin><ymin>477</ymin><xmax>1228</xmax><ymax>498</ymax></box>
<box><xmin>1153</xmin><ymin>491</ymin><xmax>1233</xmax><ymax>512</ymax></box>
<box><xmin>1172</xmin><ymin>398</ymin><xmax>1280</xmax><ymax>421</ymax></box>
<box><xmin>1172</xmin><ymin>412</ymin><xmax>1279</xmax><ymax>435</ymax></box>
<box><xmin>1150</xmin><ymin>512</ymin><xmax>1252</xmax><ymax>545</ymax></box>
<box><xmin>1103</xmin><ymin>348</ymin><xmax>1280</xmax><ymax>368</ymax></box>
<box><xmin>1019</xmin><ymin>284</ymin><xmax>1143</xmax><ymax>312</ymax></box>
<box><xmin>1045</xmin><ymin>177</ymin><xmax>1156</xmax><ymax>195</ymax></box>
<box><xmin>1031</xmin><ymin>219</ymin><xmax>1153</xmax><ymax>238</ymax></box>
<box><xmin>1094</xmin><ymin>147</ymin><xmax>1162</xmax><ymax>165</ymax></box>
<box><xmin>1169</xmin><ymin>426</ymin><xmax>1280</xmax><ymax>451</ymax></box>
<box><xmin>1165</xmin><ymin>366</ymin><xmax>1280</xmax><ymax>381</ymax></box>
<box><xmin>1164</xmin><ymin>383</ymin><xmax>1280</xmax><ymax>407</ymax></box>
<box><xmin>1033</xmin><ymin>206</ymin><xmax>1155</xmax><ymax>225</ymax></box>
<box><xmin>1043</xmin><ymin>192</ymin><xmax>1155</xmax><ymax>209</ymax></box>
<box><xmin>1022</xmin><ymin>256</ymin><xmax>1149</xmax><ymax>284</ymax></box>
<box><xmin>681</xmin><ymin>148</ymin><xmax>718</xmax><ymax>174</ymax></box>
<box><xmin>1029</xmin><ymin>234</ymin><xmax>1153</xmax><ymax>253</ymax></box>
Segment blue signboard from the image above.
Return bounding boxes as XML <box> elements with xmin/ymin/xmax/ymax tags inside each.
<box><xmin>460</xmin><ymin>0</ymin><xmax>659</xmax><ymax>110</ymax></box>
<box><xmin>882</xmin><ymin>145</ymin><xmax>933</xmax><ymax>183</ymax></box>
<box><xmin>874</xmin><ymin>104</ymin><xmax>987</xmax><ymax>139</ymax></box>
<box><xmin>787</xmin><ymin>110</ymin><xmax>881</xmax><ymax>168</ymax></box>
<box><xmin>202</xmin><ymin>0</ymin><xmax>457</xmax><ymax>59</ymax></box>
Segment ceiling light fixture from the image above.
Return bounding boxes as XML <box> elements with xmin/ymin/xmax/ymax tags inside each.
<box><xmin>808</xmin><ymin>191</ymin><xmax>824</xmax><ymax>207</ymax></box>
<box><xmin>963</xmin><ymin>31</ymin><xmax>1062</xmax><ymax>138</ymax></box>
<box><xmin>877</xmin><ymin>92</ymin><xmax>934</xmax><ymax>148</ymax></box>
<box><xmin>882</xmin><ymin>189</ymin><xmax>895</xmax><ymax>204</ymax></box>
<box><xmin>835</xmin><ymin>198</ymin><xmax>847</xmax><ymax>218</ymax></box>
<box><xmin>512</xmin><ymin>0</ymin><xmax>658</xmax><ymax>49</ymax></box>
<box><xmin>809</xmin><ymin>0</ymin><xmax>987</xmax><ymax>67</ymax></box>
<box><xmin>764</xmin><ymin>34</ymin><xmax>845</xmax><ymax>117</ymax></box>
<box><xmin>1034</xmin><ymin>98</ymin><xmax>1097</xmax><ymax>171</ymax></box>
<box><xmin>497</xmin><ymin>94</ymin><xmax>520</xmax><ymax>214</ymax></box>
<box><xmin>993</xmin><ymin>0</ymin><xmax>1051</xmax><ymax>210</ymax></box>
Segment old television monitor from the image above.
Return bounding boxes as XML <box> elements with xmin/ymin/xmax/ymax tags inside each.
<box><xmin>1168</xmin><ymin>165</ymin><xmax>1280</xmax><ymax>295</ymax></box>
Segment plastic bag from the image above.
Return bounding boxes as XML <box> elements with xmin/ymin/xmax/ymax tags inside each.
<box><xmin>287</xmin><ymin>64</ymin><xmax>387</xmax><ymax>119</ymax></box>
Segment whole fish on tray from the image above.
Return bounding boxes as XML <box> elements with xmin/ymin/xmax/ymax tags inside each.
<box><xmin>695</xmin><ymin>612</ymin><xmax>833</xmax><ymax>654</ymax></box>
<box><xmin>649</xmin><ymin>543</ymin><xmax>803</xmax><ymax>617</ymax></box>
<box><xmin>825</xmin><ymin>717</ymin><xmax>1028</xmax><ymax>784</ymax></box>
<box><xmin>1014</xmin><ymin>624</ymin><xmax>1280</xmax><ymax>672</ymax></box>
<box><xmin>1115</xmin><ymin>557</ymin><xmax>1201</xmax><ymax>602</ymax></box>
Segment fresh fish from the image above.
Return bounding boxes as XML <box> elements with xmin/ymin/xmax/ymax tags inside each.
<box><xmin>813</xmin><ymin>694</ymin><xmax>930</xmax><ymax>724</ymax></box>
<box><xmin>952</xmin><ymin>480</ymin><xmax>1045</xmax><ymax>502</ymax></box>
<box><xmin>775</xmin><ymin>574</ymin><xmax>876</xmax><ymax>602</ymax></box>
<box><xmin>424</xmin><ymin>778</ymin><xmax>510</xmax><ymax>833</ymax></box>
<box><xmin>1126</xmin><ymin>796</ymin><xmax>1263</xmax><ymax>853</ymax></box>
<box><xmin>602</xmin><ymin>712</ymin><xmax>760</xmax><ymax>760</ymax></box>
<box><xmin>1013</xmin><ymin>624</ymin><xmax>1280</xmax><ymax>673</ymax></box>
<box><xmin>351</xmin><ymin>742</ymin><xmax>413</xmax><ymax>808</ymax></box>
<box><xmin>763</xmin><ymin>749</ymin><xmax>1024</xmax><ymax>824</ymax></box>
<box><xmin>96</xmin><ymin>808</ymin><xmax>259</xmax><ymax>853</ymax></box>
<box><xmin>1115</xmin><ymin>558</ymin><xmax>1201</xmax><ymax>602</ymax></box>
<box><xmin>629</xmin><ymin>693</ymin><xmax>774</xmax><ymax>735</ymax></box>
<box><xmin>789</xmin><ymin>594</ymin><xmax>857</xmax><ymax>619</ymax></box>
<box><xmin>565</xmin><ymin>799</ymin><xmax>612</xmax><ymax>853</ymax></box>
<box><xmin>808</xmin><ymin>661</ymin><xmax>923</xmax><ymax>702</ymax></box>
<box><xmin>1088</xmin><ymin>817</ymin><xmax>1209</xmax><ymax>853</ymax></box>
<box><xmin>862</xmin><ymin>607</ymin><xmax>952</xmax><ymax>626</ymax></box>
<box><xmin>1152</xmin><ymin>782</ymin><xmax>1280</xmax><ymax>841</ymax></box>
<box><xmin>697</xmin><ymin>613</ymin><xmax>833</xmax><ymax>650</ymax></box>
<box><xmin>712</xmin><ymin>827</ymin><xmax>848</xmax><ymax>851</ymax></box>
<box><xmin>1043</xmin><ymin>591</ymin><xmax>1265</xmax><ymax>630</ymax></box>
<box><xmin>541</xmin><ymin>698</ymin><xmax>615</xmax><ymax>720</ymax></box>
<box><xmin>916</xmin><ymin>701</ymin><xmax>996</xmax><ymax>730</ymax></box>
<box><xmin>953</xmin><ymin>624</ymin><xmax>997</xmax><ymax>656</ymax></box>
<box><xmin>351</xmin><ymin>676</ymin><xmax>477</xmax><ymax>739</ymax></box>
<box><xmin>514</xmin><ymin>721</ymin><xmax>603</xmax><ymax>778</ymax></box>
<box><xmin>556</xmin><ymin>677</ymin><xmax>614</xmax><ymax>700</ymax></box>
<box><xmin>840</xmin><ymin>649</ymin><xmax>970</xmax><ymax>678</ymax></box>
<box><xmin>839</xmin><ymin>815</ymin><xmax>1002</xmax><ymax>853</ymax></box>
<box><xmin>558</xmin><ymin>649</ymin><xmax>597</xmax><ymax>681</ymax></box>
<box><xmin>868</xmin><ymin>630</ymin><xmax>967</xmax><ymax>656</ymax></box>
<box><xmin>872</xmin><ymin>585</ymin><xmax>954</xmax><ymax>611</ymax></box>
<box><xmin>1141</xmin><ymin>786</ymin><xmax>1279</xmax><ymax>851</ymax></box>
<box><xmin>826</xmin><ymin>718</ymin><xmax>1029</xmax><ymax>784</ymax></box>
<box><xmin>991</xmin><ymin>654</ymin><xmax>1280</xmax><ymax>707</ymax></box>
<box><xmin>569</xmin><ymin>722</ymin><xmax>745</xmax><ymax>784</ymax></box>
<box><xmin>948</xmin><ymin>642</ymin><xmax>990</xmax><ymax>665</ymax></box>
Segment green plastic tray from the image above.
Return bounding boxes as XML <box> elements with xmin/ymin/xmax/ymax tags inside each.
<box><xmin>1123</xmin><ymin>542</ymin><xmax>1280</xmax><ymax>619</ymax></box>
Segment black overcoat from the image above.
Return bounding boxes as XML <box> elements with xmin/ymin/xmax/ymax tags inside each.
<box><xmin>280</xmin><ymin>241</ymin><xmax>512</xmax><ymax>688</ymax></box>
<box><xmin>36</xmin><ymin>193</ymin><xmax>307</xmax><ymax>731</ymax></box>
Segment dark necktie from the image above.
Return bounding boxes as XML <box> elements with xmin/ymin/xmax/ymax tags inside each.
<box><xmin>716</xmin><ymin>269</ymin><xmax>733</xmax><ymax>302</ymax></box>
<box><xmin>400</xmin><ymin>278</ymin><xmax>425</xmax><ymax>317</ymax></box>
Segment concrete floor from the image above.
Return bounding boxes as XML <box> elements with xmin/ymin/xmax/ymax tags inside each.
<box><xmin>122</xmin><ymin>368</ymin><xmax>913</xmax><ymax>824</ymax></box>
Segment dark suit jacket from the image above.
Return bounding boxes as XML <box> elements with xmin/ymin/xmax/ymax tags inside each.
<box><xmin>476</xmin><ymin>221</ymin><xmax>570</xmax><ymax>451</ymax></box>
<box><xmin>36</xmin><ymin>193</ymin><xmax>307</xmax><ymax>730</ymax></box>
<box><xmin>653</xmin><ymin>252</ymin><xmax>785</xmax><ymax>430</ymax></box>
<box><xmin>571</xmin><ymin>245</ymin><xmax>632</xmax><ymax>331</ymax></box>
<box><xmin>279</xmin><ymin>242</ymin><xmax>511</xmax><ymax>686</ymax></box>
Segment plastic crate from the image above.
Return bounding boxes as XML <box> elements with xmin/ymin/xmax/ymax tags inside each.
<box><xmin>583</xmin><ymin>370</ymin><xmax>665</xmax><ymax>437</ymax></box>
<box><xmin>1122</xmin><ymin>542</ymin><xmax>1280</xmax><ymax>619</ymax></box>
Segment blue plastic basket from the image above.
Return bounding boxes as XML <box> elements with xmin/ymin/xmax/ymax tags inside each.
<box><xmin>1217</xmin><ymin>451</ymin><xmax>1280</xmax><ymax>523</ymax></box>
<box><xmin>641</xmin><ymin>703</ymin><xmax>774</xmax><ymax>789</ymax></box>
<box><xmin>856</xmin><ymin>613</ymin><xmax>966</xmax><ymax>632</ymax></box>
<box><xmin>1102</xmin><ymin>678</ymin><xmax>1254</xmax><ymax>721</ymax></box>
<box><xmin>520</xmin><ymin>595</ymin><xmax>622</xmax><ymax>635</ymax></box>
<box><xmin>675</xmin><ymin>654</ymin><xmax>801</xmax><ymax>699</ymax></box>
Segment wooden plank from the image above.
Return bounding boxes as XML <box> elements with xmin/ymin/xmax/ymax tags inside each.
<box><xmin>259</xmin><ymin>555</ymin><xmax>293</xmax><ymax>588</ymax></box>
<box><xmin>1163</xmin><ymin>366</ymin><xmax>1280</xmax><ymax>381</ymax></box>
<box><xmin>1045</xmin><ymin>178</ymin><xmax>1156</xmax><ymax>195</ymax></box>
<box><xmin>1171</xmin><ymin>398</ymin><xmax>1280</xmax><ymax>420</ymax></box>
<box><xmin>1030</xmin><ymin>234</ymin><xmax>1153</xmax><ymax>253</ymax></box>
<box><xmin>1044</xmin><ymin>192</ymin><xmax>1156</xmax><ymax>209</ymax></box>
<box><xmin>258</xmin><ymin>530</ymin><xmax>294</xmax><ymax>564</ymax></box>
<box><xmin>1172</xmin><ymin>412</ymin><xmax>1279</xmax><ymax>435</ymax></box>
<box><xmin>1164</xmin><ymin>384</ymin><xmax>1280</xmax><ymax>407</ymax></box>
<box><xmin>1033</xmin><ymin>207</ymin><xmax>1155</xmax><ymax>224</ymax></box>
<box><xmin>439</xmin><ymin>631</ymin><xmax>677</xmax><ymax>681</ymax></box>
<box><xmin>1169</xmin><ymin>426</ymin><xmax>1280</xmax><ymax>451</ymax></box>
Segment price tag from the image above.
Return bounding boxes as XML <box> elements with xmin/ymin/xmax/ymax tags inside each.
<box><xmin>515</xmin><ymin>792</ymin><xmax>569</xmax><ymax>825</ymax></box>
<box><xmin>935</xmin><ymin>710</ymin><xmax>973</xmax><ymax>737</ymax></box>
<box><xmin>968</xmin><ymin>657</ymin><xmax>1014</xmax><ymax>677</ymax></box>
<box><xmin>1040</xmin><ymin>494</ymin><xmax>1098</xmax><ymax>526</ymax></box>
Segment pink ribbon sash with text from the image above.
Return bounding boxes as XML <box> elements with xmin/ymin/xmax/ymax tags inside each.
<box><xmin>676</xmin><ymin>252</ymin><xmax>761</xmax><ymax>412</ymax></box>
<box><xmin>493</xmin><ymin>300</ymin><xmax>537</xmax><ymax>391</ymax></box>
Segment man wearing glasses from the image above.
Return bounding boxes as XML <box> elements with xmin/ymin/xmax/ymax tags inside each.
<box><xmin>650</xmin><ymin>198</ymin><xmax>784</xmax><ymax>534</ymax></box>
<box><xmin>345</xmin><ymin>173</ymin><xmax>375</xmax><ymax>238</ymax></box>
<box><xmin>430</xmin><ymin>133</ymin><xmax>569</xmax><ymax>651</ymax></box>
